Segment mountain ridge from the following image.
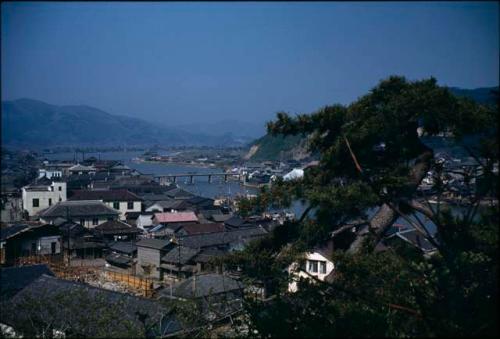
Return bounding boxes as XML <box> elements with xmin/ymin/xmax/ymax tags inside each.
<box><xmin>1</xmin><ymin>98</ymin><xmax>247</xmax><ymax>148</ymax></box>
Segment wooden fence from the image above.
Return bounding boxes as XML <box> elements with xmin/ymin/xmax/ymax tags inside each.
<box><xmin>104</xmin><ymin>270</ymin><xmax>154</xmax><ymax>297</ymax></box>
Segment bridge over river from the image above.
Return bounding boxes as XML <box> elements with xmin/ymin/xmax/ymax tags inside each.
<box><xmin>154</xmin><ymin>172</ymin><xmax>246</xmax><ymax>185</ymax></box>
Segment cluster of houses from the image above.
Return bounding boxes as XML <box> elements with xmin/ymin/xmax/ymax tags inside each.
<box><xmin>0</xmin><ymin>156</ymin><xmax>445</xmax><ymax>337</ymax></box>
<box><xmin>417</xmin><ymin>152</ymin><xmax>499</xmax><ymax>204</ymax></box>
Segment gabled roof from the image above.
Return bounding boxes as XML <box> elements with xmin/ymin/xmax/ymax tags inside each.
<box><xmin>1</xmin><ymin>275</ymin><xmax>182</xmax><ymax>337</ymax></box>
<box><xmin>180</xmin><ymin>223</ymin><xmax>225</xmax><ymax>235</ymax></box>
<box><xmin>154</xmin><ymin>212</ymin><xmax>198</xmax><ymax>224</ymax></box>
<box><xmin>147</xmin><ymin>200</ymin><xmax>188</xmax><ymax>211</ymax></box>
<box><xmin>68</xmin><ymin>164</ymin><xmax>96</xmax><ymax>172</ymax></box>
<box><xmin>212</xmin><ymin>214</ymin><xmax>232</xmax><ymax>222</ymax></box>
<box><xmin>38</xmin><ymin>200</ymin><xmax>119</xmax><ymax>218</ymax></box>
<box><xmin>139</xmin><ymin>193</ymin><xmax>177</xmax><ymax>201</ymax></box>
<box><xmin>186</xmin><ymin>196</ymin><xmax>214</xmax><ymax>207</ymax></box>
<box><xmin>70</xmin><ymin>189</ymin><xmax>142</xmax><ymax>202</ymax></box>
<box><xmin>0</xmin><ymin>224</ymin><xmax>30</xmax><ymax>241</ymax></box>
<box><xmin>0</xmin><ymin>264</ymin><xmax>54</xmax><ymax>299</ymax></box>
<box><xmin>165</xmin><ymin>188</ymin><xmax>195</xmax><ymax>199</ymax></box>
<box><xmin>178</xmin><ymin>227</ymin><xmax>267</xmax><ymax>249</ymax></box>
<box><xmin>109</xmin><ymin>241</ymin><xmax>137</xmax><ymax>254</ymax></box>
<box><xmin>224</xmin><ymin>215</ymin><xmax>252</xmax><ymax>228</ymax></box>
<box><xmin>94</xmin><ymin>220</ymin><xmax>142</xmax><ymax>235</ymax></box>
<box><xmin>58</xmin><ymin>221</ymin><xmax>91</xmax><ymax>238</ymax></box>
<box><xmin>161</xmin><ymin>246</ymin><xmax>200</xmax><ymax>265</ymax></box>
<box><xmin>386</xmin><ymin>229</ymin><xmax>437</xmax><ymax>253</ymax></box>
<box><xmin>169</xmin><ymin>273</ymin><xmax>243</xmax><ymax>299</ymax></box>
<box><xmin>136</xmin><ymin>238</ymin><xmax>171</xmax><ymax>250</ymax></box>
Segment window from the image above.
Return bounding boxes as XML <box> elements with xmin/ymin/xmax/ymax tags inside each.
<box><xmin>48</xmin><ymin>198</ymin><xmax>52</xmax><ymax>206</ymax></box>
<box><xmin>113</xmin><ymin>202</ymin><xmax>120</xmax><ymax>209</ymax></box>
<box><xmin>32</xmin><ymin>198</ymin><xmax>39</xmax><ymax>207</ymax></box>
<box><xmin>58</xmin><ymin>186</ymin><xmax>62</xmax><ymax>191</ymax></box>
<box><xmin>320</xmin><ymin>261</ymin><xmax>327</xmax><ymax>274</ymax></box>
<box><xmin>308</xmin><ymin>260</ymin><xmax>318</xmax><ymax>273</ymax></box>
<box><xmin>51</xmin><ymin>242</ymin><xmax>57</xmax><ymax>254</ymax></box>
<box><xmin>127</xmin><ymin>201</ymin><xmax>134</xmax><ymax>210</ymax></box>
<box><xmin>92</xmin><ymin>218</ymin><xmax>98</xmax><ymax>226</ymax></box>
<box><xmin>59</xmin><ymin>197</ymin><xmax>62</xmax><ymax>202</ymax></box>
<box><xmin>80</xmin><ymin>219</ymin><xmax>86</xmax><ymax>226</ymax></box>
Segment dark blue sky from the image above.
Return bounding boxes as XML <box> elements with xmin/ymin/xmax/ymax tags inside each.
<box><xmin>2</xmin><ymin>2</ymin><xmax>498</xmax><ymax>125</ymax></box>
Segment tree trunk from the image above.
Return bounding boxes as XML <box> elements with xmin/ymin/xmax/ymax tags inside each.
<box><xmin>348</xmin><ymin>147</ymin><xmax>434</xmax><ymax>254</ymax></box>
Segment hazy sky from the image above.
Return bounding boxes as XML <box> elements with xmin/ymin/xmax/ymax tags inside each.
<box><xmin>2</xmin><ymin>1</ymin><xmax>498</xmax><ymax>125</ymax></box>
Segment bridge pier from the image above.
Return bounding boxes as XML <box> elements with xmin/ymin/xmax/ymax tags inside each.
<box><xmin>173</xmin><ymin>176</ymin><xmax>177</xmax><ymax>183</ymax></box>
<box><xmin>224</xmin><ymin>174</ymin><xmax>228</xmax><ymax>183</ymax></box>
<box><xmin>208</xmin><ymin>175</ymin><xmax>212</xmax><ymax>183</ymax></box>
<box><xmin>189</xmin><ymin>175</ymin><xmax>194</xmax><ymax>184</ymax></box>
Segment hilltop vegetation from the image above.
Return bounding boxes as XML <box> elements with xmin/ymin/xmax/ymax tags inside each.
<box><xmin>244</xmin><ymin>86</ymin><xmax>498</xmax><ymax>161</ymax></box>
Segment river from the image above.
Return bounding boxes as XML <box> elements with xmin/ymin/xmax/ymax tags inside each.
<box><xmin>42</xmin><ymin>150</ymin><xmax>260</xmax><ymax>199</ymax></box>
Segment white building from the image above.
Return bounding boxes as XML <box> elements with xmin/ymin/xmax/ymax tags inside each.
<box><xmin>287</xmin><ymin>242</ymin><xmax>335</xmax><ymax>293</ymax></box>
<box><xmin>283</xmin><ymin>168</ymin><xmax>304</xmax><ymax>181</ymax></box>
<box><xmin>38</xmin><ymin>200</ymin><xmax>119</xmax><ymax>228</ymax></box>
<box><xmin>68</xmin><ymin>189</ymin><xmax>142</xmax><ymax>220</ymax></box>
<box><xmin>22</xmin><ymin>181</ymin><xmax>67</xmax><ymax>217</ymax></box>
<box><xmin>38</xmin><ymin>168</ymin><xmax>63</xmax><ymax>179</ymax></box>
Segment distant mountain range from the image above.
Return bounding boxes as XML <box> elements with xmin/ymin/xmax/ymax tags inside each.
<box><xmin>2</xmin><ymin>86</ymin><xmax>496</xmax><ymax>151</ymax></box>
<box><xmin>1</xmin><ymin>99</ymin><xmax>253</xmax><ymax>148</ymax></box>
<box><xmin>448</xmin><ymin>86</ymin><xmax>498</xmax><ymax>106</ymax></box>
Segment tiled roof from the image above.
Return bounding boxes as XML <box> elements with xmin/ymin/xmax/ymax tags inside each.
<box><xmin>0</xmin><ymin>224</ymin><xmax>30</xmax><ymax>241</ymax></box>
<box><xmin>161</xmin><ymin>246</ymin><xmax>200</xmax><ymax>265</ymax></box>
<box><xmin>70</xmin><ymin>189</ymin><xmax>142</xmax><ymax>201</ymax></box>
<box><xmin>136</xmin><ymin>238</ymin><xmax>171</xmax><ymax>250</ymax></box>
<box><xmin>212</xmin><ymin>214</ymin><xmax>232</xmax><ymax>222</ymax></box>
<box><xmin>180</xmin><ymin>223</ymin><xmax>225</xmax><ymax>235</ymax></box>
<box><xmin>224</xmin><ymin>215</ymin><xmax>252</xmax><ymax>228</ymax></box>
<box><xmin>154</xmin><ymin>212</ymin><xmax>198</xmax><ymax>224</ymax></box>
<box><xmin>1</xmin><ymin>275</ymin><xmax>182</xmax><ymax>337</ymax></box>
<box><xmin>69</xmin><ymin>164</ymin><xmax>96</xmax><ymax>171</ymax></box>
<box><xmin>94</xmin><ymin>220</ymin><xmax>142</xmax><ymax>235</ymax></box>
<box><xmin>109</xmin><ymin>241</ymin><xmax>137</xmax><ymax>254</ymax></box>
<box><xmin>0</xmin><ymin>264</ymin><xmax>54</xmax><ymax>299</ymax></box>
<box><xmin>178</xmin><ymin>227</ymin><xmax>267</xmax><ymax>249</ymax></box>
<box><xmin>169</xmin><ymin>273</ymin><xmax>243</xmax><ymax>299</ymax></box>
<box><xmin>38</xmin><ymin>200</ymin><xmax>119</xmax><ymax>218</ymax></box>
<box><xmin>165</xmin><ymin>188</ymin><xmax>195</xmax><ymax>199</ymax></box>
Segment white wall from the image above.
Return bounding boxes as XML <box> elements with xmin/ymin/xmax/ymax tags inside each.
<box><xmin>20</xmin><ymin>236</ymin><xmax>61</xmax><ymax>255</ymax></box>
<box><xmin>22</xmin><ymin>182</ymin><xmax>67</xmax><ymax>217</ymax></box>
<box><xmin>105</xmin><ymin>201</ymin><xmax>141</xmax><ymax>220</ymax></box>
<box><xmin>287</xmin><ymin>252</ymin><xmax>335</xmax><ymax>293</ymax></box>
<box><xmin>38</xmin><ymin>169</ymin><xmax>63</xmax><ymax>179</ymax></box>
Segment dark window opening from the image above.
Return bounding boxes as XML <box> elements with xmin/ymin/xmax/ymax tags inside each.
<box><xmin>51</xmin><ymin>242</ymin><xmax>56</xmax><ymax>254</ymax></box>
<box><xmin>92</xmin><ymin>218</ymin><xmax>98</xmax><ymax>225</ymax></box>
<box><xmin>127</xmin><ymin>201</ymin><xmax>134</xmax><ymax>210</ymax></box>
<box><xmin>32</xmin><ymin>198</ymin><xmax>39</xmax><ymax>207</ymax></box>
<box><xmin>48</xmin><ymin>198</ymin><xmax>52</xmax><ymax>206</ymax></box>
<box><xmin>113</xmin><ymin>202</ymin><xmax>120</xmax><ymax>209</ymax></box>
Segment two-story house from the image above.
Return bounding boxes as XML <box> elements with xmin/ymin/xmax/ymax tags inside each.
<box><xmin>287</xmin><ymin>241</ymin><xmax>335</xmax><ymax>293</ymax></box>
<box><xmin>69</xmin><ymin>189</ymin><xmax>142</xmax><ymax>220</ymax></box>
<box><xmin>22</xmin><ymin>181</ymin><xmax>67</xmax><ymax>218</ymax></box>
<box><xmin>38</xmin><ymin>200</ymin><xmax>119</xmax><ymax>228</ymax></box>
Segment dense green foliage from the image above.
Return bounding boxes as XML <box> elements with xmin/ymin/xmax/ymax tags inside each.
<box><xmin>229</xmin><ymin>76</ymin><xmax>498</xmax><ymax>337</ymax></box>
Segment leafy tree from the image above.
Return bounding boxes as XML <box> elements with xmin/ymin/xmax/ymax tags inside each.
<box><xmin>227</xmin><ymin>76</ymin><xmax>498</xmax><ymax>337</ymax></box>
